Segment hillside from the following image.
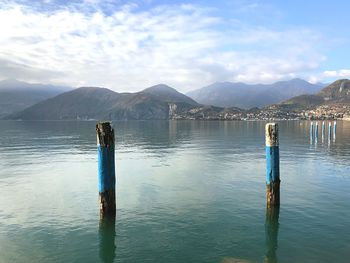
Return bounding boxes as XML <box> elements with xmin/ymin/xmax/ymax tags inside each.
<box><xmin>276</xmin><ymin>79</ymin><xmax>350</xmax><ymax>110</ymax></box>
<box><xmin>0</xmin><ymin>79</ymin><xmax>71</xmax><ymax>117</ymax></box>
<box><xmin>186</xmin><ymin>78</ymin><xmax>323</xmax><ymax>109</ymax></box>
<box><xmin>142</xmin><ymin>84</ymin><xmax>198</xmax><ymax>105</ymax></box>
<box><xmin>317</xmin><ymin>79</ymin><xmax>350</xmax><ymax>102</ymax></box>
<box><xmin>7</xmin><ymin>84</ymin><xmax>199</xmax><ymax>120</ymax></box>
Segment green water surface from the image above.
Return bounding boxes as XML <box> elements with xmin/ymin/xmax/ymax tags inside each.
<box><xmin>0</xmin><ymin>120</ymin><xmax>349</xmax><ymax>263</ymax></box>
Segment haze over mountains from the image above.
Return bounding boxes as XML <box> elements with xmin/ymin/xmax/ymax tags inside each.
<box><xmin>186</xmin><ymin>78</ymin><xmax>324</xmax><ymax>109</ymax></box>
<box><xmin>0</xmin><ymin>79</ymin><xmax>71</xmax><ymax>118</ymax></box>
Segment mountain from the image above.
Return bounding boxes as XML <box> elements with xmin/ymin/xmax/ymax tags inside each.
<box><xmin>142</xmin><ymin>84</ymin><xmax>198</xmax><ymax>105</ymax></box>
<box><xmin>0</xmin><ymin>79</ymin><xmax>71</xmax><ymax>117</ymax></box>
<box><xmin>6</xmin><ymin>84</ymin><xmax>200</xmax><ymax>120</ymax></box>
<box><xmin>186</xmin><ymin>78</ymin><xmax>324</xmax><ymax>109</ymax></box>
<box><xmin>276</xmin><ymin>79</ymin><xmax>350</xmax><ymax>110</ymax></box>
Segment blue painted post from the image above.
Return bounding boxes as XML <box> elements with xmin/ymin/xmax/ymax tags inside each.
<box><xmin>266</xmin><ymin>123</ymin><xmax>280</xmax><ymax>206</ymax></box>
<box><xmin>315</xmin><ymin>121</ymin><xmax>319</xmax><ymax>141</ymax></box>
<box><xmin>333</xmin><ymin>121</ymin><xmax>337</xmax><ymax>140</ymax></box>
<box><xmin>96</xmin><ymin>122</ymin><xmax>116</xmax><ymax>215</ymax></box>
<box><xmin>328</xmin><ymin>122</ymin><xmax>332</xmax><ymax>141</ymax></box>
<box><xmin>310</xmin><ymin>121</ymin><xmax>314</xmax><ymax>140</ymax></box>
<box><xmin>322</xmin><ymin>121</ymin><xmax>325</xmax><ymax>139</ymax></box>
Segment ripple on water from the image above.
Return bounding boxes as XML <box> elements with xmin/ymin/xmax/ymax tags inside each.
<box><xmin>0</xmin><ymin>120</ymin><xmax>350</xmax><ymax>263</ymax></box>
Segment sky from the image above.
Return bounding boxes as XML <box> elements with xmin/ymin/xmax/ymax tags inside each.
<box><xmin>0</xmin><ymin>0</ymin><xmax>349</xmax><ymax>92</ymax></box>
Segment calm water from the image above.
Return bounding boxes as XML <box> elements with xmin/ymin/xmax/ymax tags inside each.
<box><xmin>0</xmin><ymin>120</ymin><xmax>349</xmax><ymax>263</ymax></box>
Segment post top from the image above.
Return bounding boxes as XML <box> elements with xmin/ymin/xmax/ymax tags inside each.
<box><xmin>96</xmin><ymin>122</ymin><xmax>115</xmax><ymax>147</ymax></box>
<box><xmin>265</xmin><ymin>123</ymin><xmax>279</xmax><ymax>146</ymax></box>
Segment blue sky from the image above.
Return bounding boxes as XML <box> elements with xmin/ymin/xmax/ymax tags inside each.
<box><xmin>0</xmin><ymin>0</ymin><xmax>349</xmax><ymax>92</ymax></box>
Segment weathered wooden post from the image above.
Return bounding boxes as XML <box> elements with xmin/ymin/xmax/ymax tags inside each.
<box><xmin>315</xmin><ymin>121</ymin><xmax>319</xmax><ymax>140</ymax></box>
<box><xmin>322</xmin><ymin>121</ymin><xmax>325</xmax><ymax>141</ymax></box>
<box><xmin>265</xmin><ymin>123</ymin><xmax>280</xmax><ymax>207</ymax></box>
<box><xmin>310</xmin><ymin>121</ymin><xmax>314</xmax><ymax>141</ymax></box>
<box><xmin>96</xmin><ymin>122</ymin><xmax>116</xmax><ymax>215</ymax></box>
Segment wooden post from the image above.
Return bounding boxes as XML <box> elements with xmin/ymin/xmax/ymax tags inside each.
<box><xmin>328</xmin><ymin>122</ymin><xmax>332</xmax><ymax>141</ymax></box>
<box><xmin>322</xmin><ymin>121</ymin><xmax>325</xmax><ymax>141</ymax></box>
<box><xmin>265</xmin><ymin>123</ymin><xmax>280</xmax><ymax>207</ymax></box>
<box><xmin>315</xmin><ymin>121</ymin><xmax>319</xmax><ymax>140</ymax></box>
<box><xmin>96</xmin><ymin>122</ymin><xmax>116</xmax><ymax>215</ymax></box>
<box><xmin>310</xmin><ymin>121</ymin><xmax>314</xmax><ymax>140</ymax></box>
<box><xmin>333</xmin><ymin>121</ymin><xmax>337</xmax><ymax>140</ymax></box>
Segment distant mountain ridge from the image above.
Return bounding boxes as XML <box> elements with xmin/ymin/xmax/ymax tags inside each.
<box><xmin>0</xmin><ymin>79</ymin><xmax>71</xmax><ymax>117</ymax></box>
<box><xmin>186</xmin><ymin>78</ymin><xmax>324</xmax><ymax>109</ymax></box>
<box><xmin>275</xmin><ymin>79</ymin><xmax>350</xmax><ymax>110</ymax></box>
<box><xmin>143</xmin><ymin>84</ymin><xmax>198</xmax><ymax>105</ymax></box>
<box><xmin>7</xmin><ymin>84</ymin><xmax>198</xmax><ymax>120</ymax></box>
<box><xmin>4</xmin><ymin>78</ymin><xmax>347</xmax><ymax>121</ymax></box>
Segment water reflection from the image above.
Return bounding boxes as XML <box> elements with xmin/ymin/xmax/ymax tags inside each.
<box><xmin>99</xmin><ymin>215</ymin><xmax>116</xmax><ymax>263</ymax></box>
<box><xmin>264</xmin><ymin>206</ymin><xmax>280</xmax><ymax>263</ymax></box>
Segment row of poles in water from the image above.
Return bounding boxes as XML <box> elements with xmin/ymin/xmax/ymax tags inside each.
<box><xmin>94</xmin><ymin>120</ymin><xmax>340</xmax><ymax>262</ymax></box>
<box><xmin>310</xmin><ymin>120</ymin><xmax>337</xmax><ymax>142</ymax></box>
<box><xmin>96</xmin><ymin>122</ymin><xmax>284</xmax><ymax>216</ymax></box>
<box><xmin>94</xmin><ymin>122</ymin><xmax>298</xmax><ymax>262</ymax></box>
<box><xmin>95</xmin><ymin>120</ymin><xmax>338</xmax><ymax>217</ymax></box>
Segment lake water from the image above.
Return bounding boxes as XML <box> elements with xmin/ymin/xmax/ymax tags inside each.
<box><xmin>0</xmin><ymin>120</ymin><xmax>349</xmax><ymax>263</ymax></box>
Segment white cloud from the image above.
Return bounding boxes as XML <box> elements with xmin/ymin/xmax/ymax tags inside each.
<box><xmin>0</xmin><ymin>1</ymin><xmax>333</xmax><ymax>92</ymax></box>
<box><xmin>307</xmin><ymin>69</ymin><xmax>350</xmax><ymax>84</ymax></box>
<box><xmin>323</xmin><ymin>70</ymin><xmax>350</xmax><ymax>78</ymax></box>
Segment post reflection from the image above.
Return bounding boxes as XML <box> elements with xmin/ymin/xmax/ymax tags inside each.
<box><xmin>264</xmin><ymin>205</ymin><xmax>280</xmax><ymax>263</ymax></box>
<box><xmin>99</xmin><ymin>215</ymin><xmax>116</xmax><ymax>263</ymax></box>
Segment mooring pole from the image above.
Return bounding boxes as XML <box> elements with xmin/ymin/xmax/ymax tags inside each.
<box><xmin>265</xmin><ymin>123</ymin><xmax>280</xmax><ymax>207</ymax></box>
<box><xmin>333</xmin><ymin>121</ymin><xmax>337</xmax><ymax>140</ymax></box>
<box><xmin>310</xmin><ymin>121</ymin><xmax>314</xmax><ymax>141</ymax></box>
<box><xmin>96</xmin><ymin>122</ymin><xmax>116</xmax><ymax>216</ymax></box>
<box><xmin>315</xmin><ymin>122</ymin><xmax>319</xmax><ymax>140</ymax></box>
<box><xmin>328</xmin><ymin>122</ymin><xmax>332</xmax><ymax>141</ymax></box>
<box><xmin>322</xmin><ymin>121</ymin><xmax>325</xmax><ymax>141</ymax></box>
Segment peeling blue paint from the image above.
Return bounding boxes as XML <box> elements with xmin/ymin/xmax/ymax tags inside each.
<box><xmin>266</xmin><ymin>146</ymin><xmax>279</xmax><ymax>184</ymax></box>
<box><xmin>322</xmin><ymin>121</ymin><xmax>325</xmax><ymax>138</ymax></box>
<box><xmin>98</xmin><ymin>146</ymin><xmax>115</xmax><ymax>193</ymax></box>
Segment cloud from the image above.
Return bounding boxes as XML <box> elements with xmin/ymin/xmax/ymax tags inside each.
<box><xmin>0</xmin><ymin>0</ymin><xmax>332</xmax><ymax>91</ymax></box>
<box><xmin>323</xmin><ymin>70</ymin><xmax>350</xmax><ymax>78</ymax></box>
<box><xmin>0</xmin><ymin>58</ymin><xmax>66</xmax><ymax>81</ymax></box>
<box><xmin>307</xmin><ymin>69</ymin><xmax>350</xmax><ymax>84</ymax></box>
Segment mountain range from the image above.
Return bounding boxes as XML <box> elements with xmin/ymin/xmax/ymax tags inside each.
<box><xmin>273</xmin><ymin>79</ymin><xmax>350</xmax><ymax>111</ymax></box>
<box><xmin>186</xmin><ymin>78</ymin><xmax>324</xmax><ymax>109</ymax></box>
<box><xmin>7</xmin><ymin>84</ymin><xmax>200</xmax><ymax>120</ymax></box>
<box><xmin>2</xmin><ymin>78</ymin><xmax>348</xmax><ymax>120</ymax></box>
<box><xmin>0</xmin><ymin>79</ymin><xmax>71</xmax><ymax>118</ymax></box>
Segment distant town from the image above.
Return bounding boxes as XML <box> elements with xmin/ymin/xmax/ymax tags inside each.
<box><xmin>170</xmin><ymin>103</ymin><xmax>350</xmax><ymax>121</ymax></box>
